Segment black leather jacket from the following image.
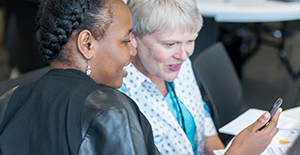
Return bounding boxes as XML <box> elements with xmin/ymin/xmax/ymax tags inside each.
<box><xmin>79</xmin><ymin>87</ymin><xmax>160</xmax><ymax>155</ymax></box>
<box><xmin>0</xmin><ymin>69</ymin><xmax>160</xmax><ymax>155</ymax></box>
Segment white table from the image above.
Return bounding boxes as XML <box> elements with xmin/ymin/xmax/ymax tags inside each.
<box><xmin>196</xmin><ymin>0</ymin><xmax>300</xmax><ymax>23</ymax></box>
<box><xmin>282</xmin><ymin>106</ymin><xmax>300</xmax><ymax>120</ymax></box>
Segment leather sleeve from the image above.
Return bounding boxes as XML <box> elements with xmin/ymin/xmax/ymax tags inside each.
<box><xmin>78</xmin><ymin>87</ymin><xmax>149</xmax><ymax>155</ymax></box>
<box><xmin>0</xmin><ymin>86</ymin><xmax>18</xmax><ymax>130</ymax></box>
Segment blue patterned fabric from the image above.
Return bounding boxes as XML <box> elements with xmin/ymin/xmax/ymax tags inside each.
<box><xmin>165</xmin><ymin>81</ymin><xmax>197</xmax><ymax>154</ymax></box>
<box><xmin>120</xmin><ymin>58</ymin><xmax>217</xmax><ymax>155</ymax></box>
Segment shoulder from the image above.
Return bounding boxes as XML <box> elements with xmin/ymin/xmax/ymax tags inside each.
<box><xmin>0</xmin><ymin>86</ymin><xmax>19</xmax><ymax>128</ymax></box>
<box><xmin>80</xmin><ymin>85</ymin><xmax>141</xmax><ymax>136</ymax></box>
<box><xmin>78</xmin><ymin>86</ymin><xmax>151</xmax><ymax>155</ymax></box>
<box><xmin>84</xmin><ymin>85</ymin><xmax>136</xmax><ymax>110</ymax></box>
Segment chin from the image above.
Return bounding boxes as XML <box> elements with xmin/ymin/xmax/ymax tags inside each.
<box><xmin>163</xmin><ymin>73</ymin><xmax>178</xmax><ymax>82</ymax></box>
<box><xmin>164</xmin><ymin>76</ymin><xmax>177</xmax><ymax>82</ymax></box>
<box><xmin>113</xmin><ymin>80</ymin><xmax>123</xmax><ymax>89</ymax></box>
<box><xmin>114</xmin><ymin>84</ymin><xmax>122</xmax><ymax>89</ymax></box>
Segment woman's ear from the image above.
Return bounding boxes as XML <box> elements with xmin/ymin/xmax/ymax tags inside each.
<box><xmin>77</xmin><ymin>30</ymin><xmax>94</xmax><ymax>60</ymax></box>
<box><xmin>130</xmin><ymin>31</ymin><xmax>138</xmax><ymax>48</ymax></box>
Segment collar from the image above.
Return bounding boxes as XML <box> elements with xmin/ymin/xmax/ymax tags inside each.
<box><xmin>122</xmin><ymin>63</ymin><xmax>155</xmax><ymax>96</ymax></box>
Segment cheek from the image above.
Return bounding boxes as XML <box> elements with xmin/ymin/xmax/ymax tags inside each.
<box><xmin>114</xmin><ymin>45</ymin><xmax>130</xmax><ymax>66</ymax></box>
<box><xmin>187</xmin><ymin>43</ymin><xmax>195</xmax><ymax>56</ymax></box>
<box><xmin>138</xmin><ymin>43</ymin><xmax>172</xmax><ymax>67</ymax></box>
<box><xmin>95</xmin><ymin>54</ymin><xmax>122</xmax><ymax>76</ymax></box>
<box><xmin>153</xmin><ymin>52</ymin><xmax>171</xmax><ymax>64</ymax></box>
<box><xmin>149</xmin><ymin>46</ymin><xmax>173</xmax><ymax>63</ymax></box>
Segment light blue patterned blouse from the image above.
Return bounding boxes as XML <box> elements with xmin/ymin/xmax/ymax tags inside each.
<box><xmin>165</xmin><ymin>81</ymin><xmax>197</xmax><ymax>154</ymax></box>
<box><xmin>120</xmin><ymin>58</ymin><xmax>217</xmax><ymax>155</ymax></box>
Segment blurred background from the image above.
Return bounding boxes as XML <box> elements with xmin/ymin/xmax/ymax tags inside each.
<box><xmin>192</xmin><ymin>19</ymin><xmax>300</xmax><ymax>113</ymax></box>
<box><xmin>0</xmin><ymin>0</ymin><xmax>300</xmax><ymax>116</ymax></box>
<box><xmin>0</xmin><ymin>0</ymin><xmax>49</xmax><ymax>81</ymax></box>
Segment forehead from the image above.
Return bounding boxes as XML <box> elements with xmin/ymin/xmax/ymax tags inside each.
<box><xmin>154</xmin><ymin>28</ymin><xmax>198</xmax><ymax>40</ymax></box>
<box><xmin>109</xmin><ymin>0</ymin><xmax>132</xmax><ymax>35</ymax></box>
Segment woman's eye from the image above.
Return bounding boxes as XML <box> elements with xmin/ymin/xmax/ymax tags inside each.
<box><xmin>187</xmin><ymin>40</ymin><xmax>195</xmax><ymax>44</ymax></box>
<box><xmin>125</xmin><ymin>40</ymin><xmax>131</xmax><ymax>44</ymax></box>
<box><xmin>166</xmin><ymin>43</ymin><xmax>175</xmax><ymax>47</ymax></box>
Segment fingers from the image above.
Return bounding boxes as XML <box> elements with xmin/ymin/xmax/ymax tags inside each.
<box><xmin>248</xmin><ymin>112</ymin><xmax>270</xmax><ymax>132</ymax></box>
<box><xmin>264</xmin><ymin>108</ymin><xmax>282</xmax><ymax>133</ymax></box>
<box><xmin>270</xmin><ymin>126</ymin><xmax>278</xmax><ymax>138</ymax></box>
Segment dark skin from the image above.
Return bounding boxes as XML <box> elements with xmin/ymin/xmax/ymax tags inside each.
<box><xmin>50</xmin><ymin>0</ymin><xmax>136</xmax><ymax>89</ymax></box>
<box><xmin>225</xmin><ymin>108</ymin><xmax>281</xmax><ymax>155</ymax></box>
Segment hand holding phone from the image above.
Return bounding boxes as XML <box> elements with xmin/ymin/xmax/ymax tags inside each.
<box><xmin>258</xmin><ymin>98</ymin><xmax>283</xmax><ymax>131</ymax></box>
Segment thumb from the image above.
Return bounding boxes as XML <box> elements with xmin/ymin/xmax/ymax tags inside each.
<box><xmin>248</xmin><ymin>112</ymin><xmax>270</xmax><ymax>132</ymax></box>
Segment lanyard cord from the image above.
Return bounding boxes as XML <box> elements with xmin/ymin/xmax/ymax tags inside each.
<box><xmin>167</xmin><ymin>82</ymin><xmax>186</xmax><ymax>133</ymax></box>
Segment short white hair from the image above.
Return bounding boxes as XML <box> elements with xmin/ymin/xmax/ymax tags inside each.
<box><xmin>127</xmin><ymin>0</ymin><xmax>203</xmax><ymax>37</ymax></box>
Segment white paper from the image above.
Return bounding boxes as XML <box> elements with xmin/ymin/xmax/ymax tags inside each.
<box><xmin>219</xmin><ymin>108</ymin><xmax>265</xmax><ymax>135</ymax></box>
<box><xmin>219</xmin><ymin>108</ymin><xmax>300</xmax><ymax>135</ymax></box>
<box><xmin>282</xmin><ymin>106</ymin><xmax>300</xmax><ymax>120</ymax></box>
<box><xmin>215</xmin><ymin>108</ymin><xmax>300</xmax><ymax>155</ymax></box>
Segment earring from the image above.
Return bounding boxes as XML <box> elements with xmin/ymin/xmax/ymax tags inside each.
<box><xmin>86</xmin><ymin>60</ymin><xmax>91</xmax><ymax>76</ymax></box>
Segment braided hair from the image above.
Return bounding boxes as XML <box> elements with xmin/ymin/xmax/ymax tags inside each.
<box><xmin>36</xmin><ymin>0</ymin><xmax>112</xmax><ymax>61</ymax></box>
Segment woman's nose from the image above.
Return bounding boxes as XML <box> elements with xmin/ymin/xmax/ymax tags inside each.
<box><xmin>175</xmin><ymin>45</ymin><xmax>192</xmax><ymax>61</ymax></box>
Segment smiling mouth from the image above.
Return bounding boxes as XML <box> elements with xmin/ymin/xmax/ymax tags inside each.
<box><xmin>168</xmin><ymin>64</ymin><xmax>182</xmax><ymax>71</ymax></box>
<box><xmin>123</xmin><ymin>62</ymin><xmax>130</xmax><ymax>72</ymax></box>
<box><xmin>123</xmin><ymin>59</ymin><xmax>131</xmax><ymax>69</ymax></box>
<box><xmin>122</xmin><ymin>64</ymin><xmax>129</xmax><ymax>77</ymax></box>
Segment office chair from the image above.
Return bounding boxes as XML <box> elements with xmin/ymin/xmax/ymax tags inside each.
<box><xmin>192</xmin><ymin>42</ymin><xmax>243</xmax><ymax>143</ymax></box>
<box><xmin>0</xmin><ymin>66</ymin><xmax>50</xmax><ymax>96</ymax></box>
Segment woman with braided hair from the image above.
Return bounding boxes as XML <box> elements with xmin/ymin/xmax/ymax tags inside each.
<box><xmin>0</xmin><ymin>0</ymin><xmax>160</xmax><ymax>154</ymax></box>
